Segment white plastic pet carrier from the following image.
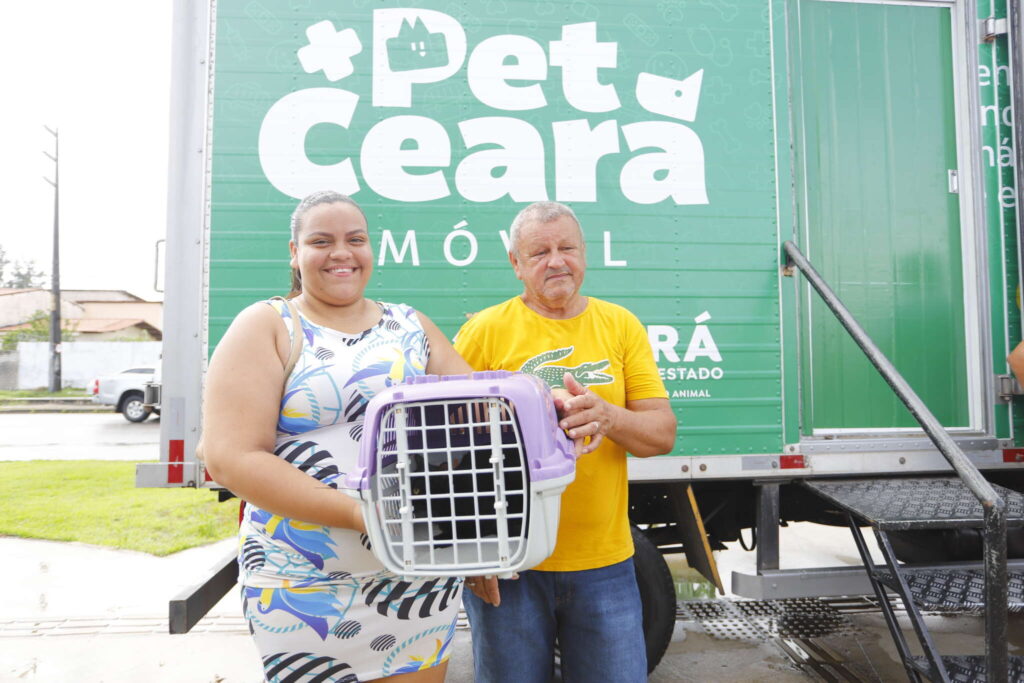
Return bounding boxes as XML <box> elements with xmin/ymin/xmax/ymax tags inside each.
<box><xmin>344</xmin><ymin>371</ymin><xmax>576</xmax><ymax>578</ymax></box>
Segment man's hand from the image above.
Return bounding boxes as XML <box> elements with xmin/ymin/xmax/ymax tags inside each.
<box><xmin>464</xmin><ymin>575</ymin><xmax>502</xmax><ymax>606</ymax></box>
<box><xmin>552</xmin><ymin>386</ymin><xmax>585</xmax><ymax>456</ymax></box>
<box><xmin>551</xmin><ymin>387</ymin><xmax>573</xmax><ymax>410</ymax></box>
<box><xmin>556</xmin><ymin>372</ymin><xmax>614</xmax><ymax>455</ymax></box>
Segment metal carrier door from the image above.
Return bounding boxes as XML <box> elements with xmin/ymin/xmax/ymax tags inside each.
<box><xmin>793</xmin><ymin>0</ymin><xmax>983</xmax><ymax>436</ymax></box>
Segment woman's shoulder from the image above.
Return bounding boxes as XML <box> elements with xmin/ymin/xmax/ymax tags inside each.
<box><xmin>376</xmin><ymin>300</ymin><xmax>411</xmax><ymax>312</ymax></box>
<box><xmin>219</xmin><ymin>300</ymin><xmax>292</xmax><ymax>344</ymax></box>
<box><xmin>211</xmin><ymin>299</ymin><xmax>290</xmax><ymax>363</ymax></box>
<box><xmin>231</xmin><ymin>299</ymin><xmax>287</xmax><ymax>325</ymax></box>
<box><xmin>376</xmin><ymin>300</ymin><xmax>421</xmax><ymax>325</ymax></box>
<box><xmin>261</xmin><ymin>296</ymin><xmax>301</xmax><ymax>319</ymax></box>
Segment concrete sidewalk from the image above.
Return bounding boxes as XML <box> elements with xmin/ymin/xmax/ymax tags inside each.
<box><xmin>0</xmin><ymin>396</ymin><xmax>109</xmax><ymax>413</ymax></box>
<box><xmin>3</xmin><ymin>525</ymin><xmax>1006</xmax><ymax>682</ymax></box>
<box><xmin>0</xmin><ymin>404</ymin><xmax>109</xmax><ymax>413</ymax></box>
<box><xmin>0</xmin><ymin>534</ymin><xmax>813</xmax><ymax>683</ymax></box>
<box><xmin>0</xmin><ymin>537</ymin><xmax>264</xmax><ymax>682</ymax></box>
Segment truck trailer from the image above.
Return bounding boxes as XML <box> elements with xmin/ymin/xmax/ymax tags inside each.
<box><xmin>141</xmin><ymin>0</ymin><xmax>1024</xmax><ymax>677</ymax></box>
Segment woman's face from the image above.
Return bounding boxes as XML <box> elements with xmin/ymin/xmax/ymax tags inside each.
<box><xmin>290</xmin><ymin>201</ymin><xmax>373</xmax><ymax>306</ymax></box>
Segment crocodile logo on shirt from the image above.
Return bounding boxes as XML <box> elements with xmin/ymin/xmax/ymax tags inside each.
<box><xmin>519</xmin><ymin>346</ymin><xmax>613</xmax><ymax>388</ymax></box>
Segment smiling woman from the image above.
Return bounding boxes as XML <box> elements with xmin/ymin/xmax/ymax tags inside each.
<box><xmin>198</xmin><ymin>190</ymin><xmax>474</xmax><ymax>683</ymax></box>
<box><xmin>285</xmin><ymin>191</ymin><xmax>371</xmax><ymax>308</ymax></box>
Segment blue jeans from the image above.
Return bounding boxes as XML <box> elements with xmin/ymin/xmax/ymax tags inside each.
<box><xmin>463</xmin><ymin>558</ymin><xmax>647</xmax><ymax>683</ymax></box>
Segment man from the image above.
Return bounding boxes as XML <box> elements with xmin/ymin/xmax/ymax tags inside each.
<box><xmin>454</xmin><ymin>201</ymin><xmax>677</xmax><ymax>682</ymax></box>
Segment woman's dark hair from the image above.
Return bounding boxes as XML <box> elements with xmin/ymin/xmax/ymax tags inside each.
<box><xmin>287</xmin><ymin>190</ymin><xmax>367</xmax><ymax>297</ymax></box>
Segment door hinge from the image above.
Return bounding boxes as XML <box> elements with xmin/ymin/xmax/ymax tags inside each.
<box><xmin>996</xmin><ymin>374</ymin><xmax>1022</xmax><ymax>403</ymax></box>
<box><xmin>947</xmin><ymin>169</ymin><xmax>959</xmax><ymax>194</ymax></box>
<box><xmin>982</xmin><ymin>17</ymin><xmax>1008</xmax><ymax>42</ymax></box>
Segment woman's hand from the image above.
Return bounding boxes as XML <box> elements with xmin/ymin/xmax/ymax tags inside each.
<box><xmin>463</xmin><ymin>574</ymin><xmax>513</xmax><ymax>606</ymax></box>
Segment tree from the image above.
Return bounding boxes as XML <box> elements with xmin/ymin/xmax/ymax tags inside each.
<box><xmin>0</xmin><ymin>245</ymin><xmax>47</xmax><ymax>288</ymax></box>
<box><xmin>1</xmin><ymin>310</ymin><xmax>77</xmax><ymax>351</ymax></box>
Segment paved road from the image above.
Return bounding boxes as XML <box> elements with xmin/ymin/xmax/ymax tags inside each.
<box><xmin>0</xmin><ymin>412</ymin><xmax>159</xmax><ymax>461</ymax></box>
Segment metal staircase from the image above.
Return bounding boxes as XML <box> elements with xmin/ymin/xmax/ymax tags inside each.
<box><xmin>784</xmin><ymin>241</ymin><xmax>1023</xmax><ymax>682</ymax></box>
<box><xmin>804</xmin><ymin>477</ymin><xmax>1024</xmax><ymax>681</ymax></box>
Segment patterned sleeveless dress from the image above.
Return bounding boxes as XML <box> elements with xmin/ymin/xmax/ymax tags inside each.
<box><xmin>239</xmin><ymin>299</ymin><xmax>464</xmax><ymax>682</ymax></box>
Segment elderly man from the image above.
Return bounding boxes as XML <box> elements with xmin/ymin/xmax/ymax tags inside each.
<box><xmin>454</xmin><ymin>201</ymin><xmax>677</xmax><ymax>682</ymax></box>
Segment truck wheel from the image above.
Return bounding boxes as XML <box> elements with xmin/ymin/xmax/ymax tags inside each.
<box><xmin>632</xmin><ymin>524</ymin><xmax>676</xmax><ymax>673</ymax></box>
<box><xmin>121</xmin><ymin>391</ymin><xmax>152</xmax><ymax>423</ymax></box>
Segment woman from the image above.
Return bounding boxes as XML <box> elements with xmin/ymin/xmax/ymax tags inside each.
<box><xmin>202</xmin><ymin>190</ymin><xmax>474</xmax><ymax>683</ymax></box>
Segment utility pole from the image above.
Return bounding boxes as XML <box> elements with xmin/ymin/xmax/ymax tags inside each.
<box><xmin>43</xmin><ymin>126</ymin><xmax>61</xmax><ymax>393</ymax></box>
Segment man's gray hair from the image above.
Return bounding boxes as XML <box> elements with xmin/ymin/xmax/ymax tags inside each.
<box><xmin>289</xmin><ymin>190</ymin><xmax>366</xmax><ymax>242</ymax></box>
<box><xmin>508</xmin><ymin>201</ymin><xmax>583</xmax><ymax>255</ymax></box>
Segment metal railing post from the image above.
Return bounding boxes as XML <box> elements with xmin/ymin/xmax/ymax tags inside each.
<box><xmin>782</xmin><ymin>240</ymin><xmax>1008</xmax><ymax>681</ymax></box>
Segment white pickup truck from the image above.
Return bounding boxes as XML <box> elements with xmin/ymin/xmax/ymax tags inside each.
<box><xmin>90</xmin><ymin>366</ymin><xmax>158</xmax><ymax>423</ymax></box>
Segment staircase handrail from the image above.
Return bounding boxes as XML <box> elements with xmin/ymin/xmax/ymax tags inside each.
<box><xmin>783</xmin><ymin>239</ymin><xmax>1008</xmax><ymax>680</ymax></box>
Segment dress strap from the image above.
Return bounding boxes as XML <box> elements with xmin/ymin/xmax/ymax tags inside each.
<box><xmin>268</xmin><ymin>296</ymin><xmax>304</xmax><ymax>377</ymax></box>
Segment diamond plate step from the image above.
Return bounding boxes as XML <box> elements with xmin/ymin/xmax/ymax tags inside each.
<box><xmin>874</xmin><ymin>566</ymin><xmax>1024</xmax><ymax>613</ymax></box>
<box><xmin>802</xmin><ymin>477</ymin><xmax>1024</xmax><ymax>530</ymax></box>
<box><xmin>910</xmin><ymin>655</ymin><xmax>1024</xmax><ymax>682</ymax></box>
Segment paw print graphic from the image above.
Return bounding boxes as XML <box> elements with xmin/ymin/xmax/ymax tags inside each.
<box><xmin>297</xmin><ymin>20</ymin><xmax>363</xmax><ymax>81</ymax></box>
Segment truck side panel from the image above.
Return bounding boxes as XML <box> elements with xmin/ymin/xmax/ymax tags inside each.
<box><xmin>145</xmin><ymin>0</ymin><xmax>1024</xmax><ymax>487</ymax></box>
<box><xmin>207</xmin><ymin>0</ymin><xmax>783</xmax><ymax>459</ymax></box>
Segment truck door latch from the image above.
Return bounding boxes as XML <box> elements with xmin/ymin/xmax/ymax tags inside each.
<box><xmin>982</xmin><ymin>17</ymin><xmax>1008</xmax><ymax>42</ymax></box>
<box><xmin>996</xmin><ymin>374</ymin><xmax>1023</xmax><ymax>403</ymax></box>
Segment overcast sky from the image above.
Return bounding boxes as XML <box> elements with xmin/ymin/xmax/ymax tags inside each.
<box><xmin>0</xmin><ymin>1</ymin><xmax>172</xmax><ymax>301</ymax></box>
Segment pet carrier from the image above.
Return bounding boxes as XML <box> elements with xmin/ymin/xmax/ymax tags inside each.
<box><xmin>343</xmin><ymin>371</ymin><xmax>577</xmax><ymax>579</ymax></box>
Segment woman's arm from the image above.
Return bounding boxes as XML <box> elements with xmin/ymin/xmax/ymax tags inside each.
<box><xmin>417</xmin><ymin>311</ymin><xmax>474</xmax><ymax>376</ymax></box>
<box><xmin>202</xmin><ymin>303</ymin><xmax>365</xmax><ymax>532</ymax></box>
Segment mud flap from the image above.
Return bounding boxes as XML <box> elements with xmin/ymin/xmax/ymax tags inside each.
<box><xmin>668</xmin><ymin>482</ymin><xmax>724</xmax><ymax>592</ymax></box>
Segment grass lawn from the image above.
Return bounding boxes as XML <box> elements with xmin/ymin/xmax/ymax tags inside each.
<box><xmin>0</xmin><ymin>461</ymin><xmax>238</xmax><ymax>556</ymax></box>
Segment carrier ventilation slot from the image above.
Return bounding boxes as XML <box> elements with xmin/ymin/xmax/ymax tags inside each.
<box><xmin>373</xmin><ymin>397</ymin><xmax>529</xmax><ymax>573</ymax></box>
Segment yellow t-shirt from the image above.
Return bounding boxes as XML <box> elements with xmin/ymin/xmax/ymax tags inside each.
<box><xmin>454</xmin><ymin>296</ymin><xmax>668</xmax><ymax>571</ymax></box>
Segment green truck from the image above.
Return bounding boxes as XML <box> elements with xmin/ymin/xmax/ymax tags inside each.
<box><xmin>141</xmin><ymin>0</ymin><xmax>1024</xmax><ymax>676</ymax></box>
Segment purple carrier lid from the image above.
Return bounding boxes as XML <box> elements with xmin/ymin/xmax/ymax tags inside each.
<box><xmin>344</xmin><ymin>370</ymin><xmax>575</xmax><ymax>492</ymax></box>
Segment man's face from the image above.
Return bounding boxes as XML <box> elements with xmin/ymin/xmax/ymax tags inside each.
<box><xmin>510</xmin><ymin>215</ymin><xmax>586</xmax><ymax>313</ymax></box>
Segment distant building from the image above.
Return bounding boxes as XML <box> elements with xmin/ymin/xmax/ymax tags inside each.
<box><xmin>0</xmin><ymin>288</ymin><xmax>162</xmax><ymax>341</ymax></box>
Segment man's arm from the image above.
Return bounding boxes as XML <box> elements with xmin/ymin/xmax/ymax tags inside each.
<box><xmin>559</xmin><ymin>373</ymin><xmax>676</xmax><ymax>457</ymax></box>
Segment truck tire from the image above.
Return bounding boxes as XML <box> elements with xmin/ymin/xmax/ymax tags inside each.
<box><xmin>632</xmin><ymin>524</ymin><xmax>676</xmax><ymax>673</ymax></box>
<box><xmin>120</xmin><ymin>391</ymin><xmax>152</xmax><ymax>423</ymax></box>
